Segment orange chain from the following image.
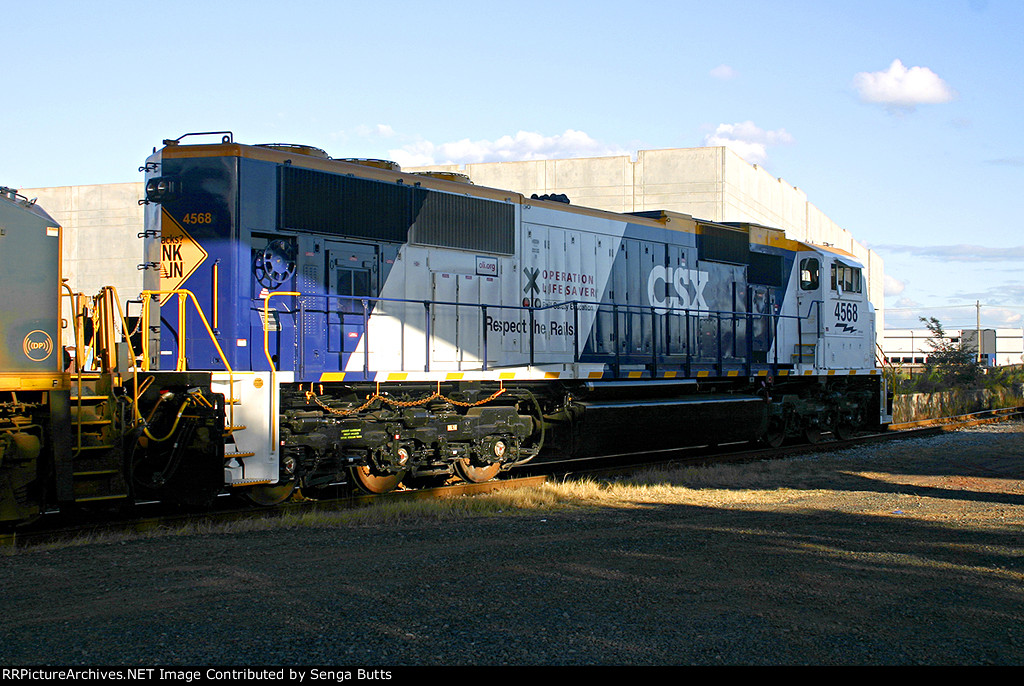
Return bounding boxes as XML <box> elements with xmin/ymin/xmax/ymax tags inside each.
<box><xmin>303</xmin><ymin>382</ymin><xmax>506</xmax><ymax>416</ymax></box>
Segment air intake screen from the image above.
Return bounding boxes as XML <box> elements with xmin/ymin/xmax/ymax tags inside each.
<box><xmin>279</xmin><ymin>167</ymin><xmax>514</xmax><ymax>253</ymax></box>
<box><xmin>699</xmin><ymin>225</ymin><xmax>749</xmax><ymax>264</ymax></box>
<box><xmin>279</xmin><ymin>167</ymin><xmax>410</xmax><ymax>242</ymax></box>
<box><xmin>409</xmin><ymin>188</ymin><xmax>514</xmax><ymax>254</ymax></box>
<box><xmin>747</xmin><ymin>252</ymin><xmax>786</xmax><ymax>287</ymax></box>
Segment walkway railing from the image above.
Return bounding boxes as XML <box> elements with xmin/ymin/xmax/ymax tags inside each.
<box><xmin>249</xmin><ymin>291</ymin><xmax>824</xmax><ymax>378</ymax></box>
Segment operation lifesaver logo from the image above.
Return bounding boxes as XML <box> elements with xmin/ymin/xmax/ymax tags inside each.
<box><xmin>23</xmin><ymin>330</ymin><xmax>53</xmax><ymax>361</ymax></box>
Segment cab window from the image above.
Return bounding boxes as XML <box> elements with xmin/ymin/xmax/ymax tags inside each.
<box><xmin>830</xmin><ymin>262</ymin><xmax>862</xmax><ymax>293</ymax></box>
<box><xmin>799</xmin><ymin>258</ymin><xmax>819</xmax><ymax>290</ymax></box>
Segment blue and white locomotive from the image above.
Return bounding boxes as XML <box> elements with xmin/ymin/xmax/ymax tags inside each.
<box><xmin>139</xmin><ymin>132</ymin><xmax>890</xmax><ymax>500</ymax></box>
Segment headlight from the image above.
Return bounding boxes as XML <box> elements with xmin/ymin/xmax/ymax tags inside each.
<box><xmin>145</xmin><ymin>176</ymin><xmax>179</xmax><ymax>204</ymax></box>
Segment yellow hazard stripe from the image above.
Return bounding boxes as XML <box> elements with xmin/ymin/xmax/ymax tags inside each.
<box><xmin>313</xmin><ymin>367</ymin><xmax>882</xmax><ymax>383</ymax></box>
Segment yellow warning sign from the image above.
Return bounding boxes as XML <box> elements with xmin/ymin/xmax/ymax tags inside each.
<box><xmin>159</xmin><ymin>208</ymin><xmax>209</xmax><ymax>304</ymax></box>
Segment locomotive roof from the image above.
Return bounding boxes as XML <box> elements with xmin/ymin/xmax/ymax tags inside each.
<box><xmin>0</xmin><ymin>186</ymin><xmax>59</xmax><ymax>226</ymax></box>
<box><xmin>813</xmin><ymin>243</ymin><xmax>865</xmax><ymax>265</ymax></box>
<box><xmin>158</xmin><ymin>139</ymin><xmax>810</xmax><ymax>254</ymax></box>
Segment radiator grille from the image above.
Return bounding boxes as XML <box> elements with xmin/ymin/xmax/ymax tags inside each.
<box><xmin>279</xmin><ymin>167</ymin><xmax>514</xmax><ymax>253</ymax></box>
<box><xmin>699</xmin><ymin>224</ymin><xmax>749</xmax><ymax>264</ymax></box>
<box><xmin>409</xmin><ymin>188</ymin><xmax>514</xmax><ymax>254</ymax></box>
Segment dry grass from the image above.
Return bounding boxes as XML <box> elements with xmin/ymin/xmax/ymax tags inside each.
<box><xmin>5</xmin><ymin>453</ymin><xmax>866</xmax><ymax>554</ymax></box>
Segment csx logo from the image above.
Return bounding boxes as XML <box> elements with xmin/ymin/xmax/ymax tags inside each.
<box><xmin>22</xmin><ymin>330</ymin><xmax>54</xmax><ymax>362</ymax></box>
<box><xmin>647</xmin><ymin>266</ymin><xmax>710</xmax><ymax>314</ymax></box>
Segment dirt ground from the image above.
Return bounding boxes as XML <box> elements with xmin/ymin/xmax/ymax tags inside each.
<box><xmin>1</xmin><ymin>422</ymin><xmax>1022</xmax><ymax>666</ymax></box>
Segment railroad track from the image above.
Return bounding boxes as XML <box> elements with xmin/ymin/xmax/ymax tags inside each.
<box><xmin>889</xmin><ymin>405</ymin><xmax>1024</xmax><ymax>431</ymax></box>
<box><xmin>514</xmin><ymin>406</ymin><xmax>1022</xmax><ymax>481</ymax></box>
<box><xmin>5</xmin><ymin>406</ymin><xmax>1022</xmax><ymax>551</ymax></box>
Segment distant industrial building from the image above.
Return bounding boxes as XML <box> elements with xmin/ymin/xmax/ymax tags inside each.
<box><xmin>882</xmin><ymin>328</ymin><xmax>1024</xmax><ymax>367</ymax></box>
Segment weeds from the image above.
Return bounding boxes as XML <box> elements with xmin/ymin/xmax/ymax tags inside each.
<box><xmin>6</xmin><ymin>448</ymin><xmax>909</xmax><ymax>555</ymax></box>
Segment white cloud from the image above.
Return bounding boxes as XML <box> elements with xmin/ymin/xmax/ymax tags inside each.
<box><xmin>984</xmin><ymin>307</ymin><xmax>1023</xmax><ymax>326</ymax></box>
<box><xmin>884</xmin><ymin>274</ymin><xmax>906</xmax><ymax>297</ymax></box>
<box><xmin>853</xmin><ymin>59</ymin><xmax>955</xmax><ymax>112</ymax></box>
<box><xmin>893</xmin><ymin>297</ymin><xmax>923</xmax><ymax>309</ymax></box>
<box><xmin>949</xmin><ymin>282</ymin><xmax>1024</xmax><ymax>308</ymax></box>
<box><xmin>350</xmin><ymin>124</ymin><xmax>396</xmax><ymax>138</ymax></box>
<box><xmin>710</xmin><ymin>64</ymin><xmax>737</xmax><ymax>80</ymax></box>
<box><xmin>875</xmin><ymin>244</ymin><xmax>1024</xmax><ymax>262</ymax></box>
<box><xmin>987</xmin><ymin>156</ymin><xmax>1024</xmax><ymax>166</ymax></box>
<box><xmin>703</xmin><ymin>121</ymin><xmax>794</xmax><ymax>165</ymax></box>
<box><xmin>387</xmin><ymin>129</ymin><xmax>630</xmax><ymax>168</ymax></box>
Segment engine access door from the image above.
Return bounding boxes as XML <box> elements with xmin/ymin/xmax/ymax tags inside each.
<box><xmin>326</xmin><ymin>241</ymin><xmax>379</xmax><ymax>367</ymax></box>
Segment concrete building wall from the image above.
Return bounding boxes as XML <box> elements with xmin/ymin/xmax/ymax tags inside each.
<box><xmin>636</xmin><ymin>148</ymin><xmax>724</xmax><ymax>218</ymax></box>
<box><xmin>410</xmin><ymin>146</ymin><xmax>885</xmax><ymax>332</ymax></box>
<box><xmin>22</xmin><ymin>182</ymin><xmax>145</xmax><ymax>300</ymax></box>
<box><xmin>20</xmin><ymin>182</ymin><xmax>145</xmax><ymax>346</ymax></box>
<box><xmin>422</xmin><ymin>155</ymin><xmax>640</xmax><ymax>214</ymax></box>
<box><xmin>996</xmin><ymin>329</ymin><xmax>1024</xmax><ymax>365</ymax></box>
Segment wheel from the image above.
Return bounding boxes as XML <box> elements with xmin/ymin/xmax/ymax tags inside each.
<box><xmin>762</xmin><ymin>417</ymin><xmax>786</xmax><ymax>448</ymax></box>
<box><xmin>454</xmin><ymin>459</ymin><xmax>501</xmax><ymax>483</ymax></box>
<box><xmin>834</xmin><ymin>422</ymin><xmax>855</xmax><ymax>441</ymax></box>
<box><xmin>349</xmin><ymin>464</ymin><xmax>406</xmax><ymax>494</ymax></box>
<box><xmin>454</xmin><ymin>437</ymin><xmax>508</xmax><ymax>483</ymax></box>
<box><xmin>242</xmin><ymin>481</ymin><xmax>296</xmax><ymax>506</ymax></box>
<box><xmin>803</xmin><ymin>426</ymin><xmax>822</xmax><ymax>444</ymax></box>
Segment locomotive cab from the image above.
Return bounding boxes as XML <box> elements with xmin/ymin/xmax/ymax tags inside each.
<box><xmin>792</xmin><ymin>246</ymin><xmax>874</xmax><ymax>371</ymax></box>
<box><xmin>822</xmin><ymin>249</ymin><xmax>875</xmax><ymax>371</ymax></box>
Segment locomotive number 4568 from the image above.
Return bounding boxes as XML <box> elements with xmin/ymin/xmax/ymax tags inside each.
<box><xmin>835</xmin><ymin>302</ymin><xmax>858</xmax><ymax>322</ymax></box>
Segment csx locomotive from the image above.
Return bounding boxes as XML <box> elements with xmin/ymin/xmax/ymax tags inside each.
<box><xmin>0</xmin><ymin>131</ymin><xmax>890</xmax><ymax>525</ymax></box>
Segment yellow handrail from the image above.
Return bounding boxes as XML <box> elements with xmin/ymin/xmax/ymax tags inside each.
<box><xmin>139</xmin><ymin>289</ymin><xmax>233</xmax><ymax>374</ymax></box>
<box><xmin>61</xmin><ymin>282</ymin><xmax>86</xmax><ymax>456</ymax></box>
<box><xmin>99</xmin><ymin>286</ymin><xmax>142</xmax><ymax>424</ymax></box>
<box><xmin>262</xmin><ymin>291</ymin><xmax>300</xmax><ymax>374</ymax></box>
<box><xmin>212</xmin><ymin>261</ymin><xmax>219</xmax><ymax>330</ymax></box>
<box><xmin>140</xmin><ymin>288</ymin><xmax>236</xmax><ymax>428</ymax></box>
<box><xmin>263</xmin><ymin>291</ymin><xmax>300</xmax><ymax>445</ymax></box>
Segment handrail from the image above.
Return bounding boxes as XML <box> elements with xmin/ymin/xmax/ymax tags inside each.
<box><xmin>255</xmin><ymin>290</ymin><xmax>828</xmax><ymax>376</ymax></box>
<box><xmin>263</xmin><ymin>290</ymin><xmax>821</xmax><ymax>324</ymax></box>
<box><xmin>875</xmin><ymin>341</ymin><xmax>898</xmax><ymax>388</ymax></box>
<box><xmin>98</xmin><ymin>286</ymin><xmax>142</xmax><ymax>424</ymax></box>
<box><xmin>139</xmin><ymin>289</ymin><xmax>233</xmax><ymax>373</ymax></box>
<box><xmin>263</xmin><ymin>291</ymin><xmax>301</xmax><ymax>373</ymax></box>
<box><xmin>60</xmin><ymin>284</ymin><xmax>147</xmax><ymax>454</ymax></box>
<box><xmin>156</xmin><ymin>284</ymin><xmax>832</xmax><ymax>391</ymax></box>
<box><xmin>60</xmin><ymin>282</ymin><xmax>87</xmax><ymax>456</ymax></box>
<box><xmin>140</xmin><ymin>288</ymin><xmax>236</xmax><ymax>428</ymax></box>
<box><xmin>262</xmin><ymin>291</ymin><xmax>300</xmax><ymax>446</ymax></box>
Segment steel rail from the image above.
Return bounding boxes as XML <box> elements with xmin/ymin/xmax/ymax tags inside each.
<box><xmin>4</xmin><ymin>407</ymin><xmax>1021</xmax><ymax>551</ymax></box>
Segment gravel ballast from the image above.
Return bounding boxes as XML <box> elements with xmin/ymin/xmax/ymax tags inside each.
<box><xmin>2</xmin><ymin>423</ymin><xmax>1022</xmax><ymax>666</ymax></box>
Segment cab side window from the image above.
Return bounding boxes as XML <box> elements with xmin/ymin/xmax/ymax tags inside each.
<box><xmin>800</xmin><ymin>258</ymin><xmax>819</xmax><ymax>290</ymax></box>
<box><xmin>830</xmin><ymin>262</ymin><xmax>862</xmax><ymax>293</ymax></box>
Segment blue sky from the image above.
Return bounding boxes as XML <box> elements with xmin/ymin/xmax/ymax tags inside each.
<box><xmin>3</xmin><ymin>0</ymin><xmax>1022</xmax><ymax>330</ymax></box>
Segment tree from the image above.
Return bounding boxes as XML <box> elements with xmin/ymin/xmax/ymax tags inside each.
<box><xmin>920</xmin><ymin>317</ymin><xmax>980</xmax><ymax>388</ymax></box>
